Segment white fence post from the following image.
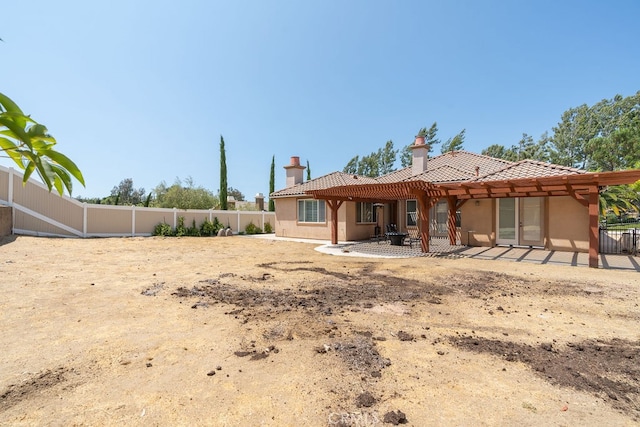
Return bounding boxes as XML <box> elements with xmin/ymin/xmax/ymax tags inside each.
<box><xmin>173</xmin><ymin>208</ymin><xmax>177</xmax><ymax>228</ymax></box>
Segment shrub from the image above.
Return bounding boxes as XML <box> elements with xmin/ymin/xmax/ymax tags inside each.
<box><xmin>175</xmin><ymin>216</ymin><xmax>186</xmax><ymax>237</ymax></box>
<box><xmin>153</xmin><ymin>221</ymin><xmax>173</xmax><ymax>236</ymax></box>
<box><xmin>187</xmin><ymin>219</ymin><xmax>201</xmax><ymax>236</ymax></box>
<box><xmin>244</xmin><ymin>221</ymin><xmax>262</xmax><ymax>235</ymax></box>
<box><xmin>263</xmin><ymin>221</ymin><xmax>273</xmax><ymax>234</ymax></box>
<box><xmin>200</xmin><ymin>218</ymin><xmax>215</xmax><ymax>236</ymax></box>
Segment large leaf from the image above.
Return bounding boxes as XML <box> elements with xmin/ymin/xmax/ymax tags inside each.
<box><xmin>0</xmin><ymin>92</ymin><xmax>27</xmax><ymax>128</ymax></box>
<box><xmin>0</xmin><ymin>116</ymin><xmax>32</xmax><ymax>148</ymax></box>
<box><xmin>50</xmin><ymin>164</ymin><xmax>73</xmax><ymax>195</ymax></box>
<box><xmin>41</xmin><ymin>148</ymin><xmax>85</xmax><ymax>186</ymax></box>
<box><xmin>1</xmin><ymin>92</ymin><xmax>84</xmax><ymax>195</ymax></box>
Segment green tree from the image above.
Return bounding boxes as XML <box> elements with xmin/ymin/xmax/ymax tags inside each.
<box><xmin>227</xmin><ymin>187</ymin><xmax>245</xmax><ymax>201</ymax></box>
<box><xmin>0</xmin><ymin>92</ymin><xmax>84</xmax><ymax>195</ymax></box>
<box><xmin>599</xmin><ymin>185</ymin><xmax>639</xmax><ymax>218</ymax></box>
<box><xmin>481</xmin><ymin>133</ymin><xmax>550</xmax><ymax>162</ymax></box>
<box><xmin>343</xmin><ymin>155</ymin><xmax>359</xmax><ymax>174</ymax></box>
<box><xmin>268</xmin><ymin>155</ymin><xmax>275</xmax><ymax>212</ymax></box>
<box><xmin>75</xmin><ymin>196</ymin><xmax>103</xmax><ymax>204</ymax></box>
<box><xmin>343</xmin><ymin>140</ymin><xmax>397</xmax><ymax>178</ymax></box>
<box><xmin>481</xmin><ymin>144</ymin><xmax>509</xmax><ymax>160</ymax></box>
<box><xmin>219</xmin><ymin>135</ymin><xmax>228</xmax><ymax>210</ymax></box>
<box><xmin>306</xmin><ymin>159</ymin><xmax>311</xmax><ymax>180</ymax></box>
<box><xmin>357</xmin><ymin>153</ymin><xmax>379</xmax><ymax>177</ymax></box>
<box><xmin>401</xmin><ymin>122</ymin><xmax>439</xmax><ymax>167</ymax></box>
<box><xmin>441</xmin><ymin>129</ymin><xmax>465</xmax><ymax>153</ymax></box>
<box><xmin>549</xmin><ymin>104</ymin><xmax>594</xmax><ymax>168</ymax></box>
<box><xmin>586</xmin><ymin>128</ymin><xmax>640</xmax><ymax>171</ymax></box>
<box><xmin>109</xmin><ymin>178</ymin><xmax>145</xmax><ymax>205</ymax></box>
<box><xmin>548</xmin><ymin>91</ymin><xmax>640</xmax><ymax>170</ymax></box>
<box><xmin>378</xmin><ymin>140</ymin><xmax>398</xmax><ymax>175</ymax></box>
<box><xmin>152</xmin><ymin>177</ymin><xmax>218</xmax><ymax>209</ymax></box>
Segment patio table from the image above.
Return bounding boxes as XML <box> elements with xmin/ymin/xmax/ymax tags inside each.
<box><xmin>386</xmin><ymin>232</ymin><xmax>408</xmax><ymax>246</ymax></box>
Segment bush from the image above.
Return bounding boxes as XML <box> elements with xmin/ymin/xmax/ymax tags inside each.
<box><xmin>175</xmin><ymin>216</ymin><xmax>186</xmax><ymax>237</ymax></box>
<box><xmin>201</xmin><ymin>217</ymin><xmax>224</xmax><ymax>236</ymax></box>
<box><xmin>154</xmin><ymin>216</ymin><xmax>227</xmax><ymax>238</ymax></box>
<box><xmin>263</xmin><ymin>221</ymin><xmax>273</xmax><ymax>234</ymax></box>
<box><xmin>186</xmin><ymin>219</ymin><xmax>201</xmax><ymax>236</ymax></box>
<box><xmin>244</xmin><ymin>221</ymin><xmax>262</xmax><ymax>235</ymax></box>
<box><xmin>200</xmin><ymin>218</ymin><xmax>215</xmax><ymax>236</ymax></box>
<box><xmin>153</xmin><ymin>221</ymin><xmax>173</xmax><ymax>236</ymax></box>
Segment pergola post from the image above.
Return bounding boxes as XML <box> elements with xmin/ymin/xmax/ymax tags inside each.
<box><xmin>447</xmin><ymin>196</ymin><xmax>458</xmax><ymax>245</ymax></box>
<box><xmin>588</xmin><ymin>187</ymin><xmax>599</xmax><ymax>268</ymax></box>
<box><xmin>326</xmin><ymin>199</ymin><xmax>343</xmax><ymax>245</ymax></box>
<box><xmin>417</xmin><ymin>194</ymin><xmax>430</xmax><ymax>253</ymax></box>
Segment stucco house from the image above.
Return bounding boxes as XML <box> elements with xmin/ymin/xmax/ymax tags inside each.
<box><xmin>270</xmin><ymin>135</ymin><xmax>640</xmax><ymax>267</ymax></box>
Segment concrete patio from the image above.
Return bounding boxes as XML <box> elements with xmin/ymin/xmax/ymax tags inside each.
<box><xmin>317</xmin><ymin>237</ymin><xmax>640</xmax><ymax>271</ymax></box>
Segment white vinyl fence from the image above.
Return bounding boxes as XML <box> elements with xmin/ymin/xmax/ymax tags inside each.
<box><xmin>0</xmin><ymin>166</ymin><xmax>274</xmax><ymax>238</ymax></box>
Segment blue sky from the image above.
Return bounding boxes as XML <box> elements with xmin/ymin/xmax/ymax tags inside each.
<box><xmin>2</xmin><ymin>0</ymin><xmax>639</xmax><ymax>201</ymax></box>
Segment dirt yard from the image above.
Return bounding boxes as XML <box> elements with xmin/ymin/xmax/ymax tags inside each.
<box><xmin>1</xmin><ymin>235</ymin><xmax>639</xmax><ymax>426</ymax></box>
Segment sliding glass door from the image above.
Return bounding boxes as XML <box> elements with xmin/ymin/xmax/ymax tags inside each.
<box><xmin>496</xmin><ymin>198</ymin><xmax>544</xmax><ymax>247</ymax></box>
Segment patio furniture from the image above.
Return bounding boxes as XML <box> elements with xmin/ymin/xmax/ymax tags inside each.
<box><xmin>370</xmin><ymin>225</ymin><xmax>385</xmax><ymax>243</ymax></box>
<box><xmin>386</xmin><ymin>230</ymin><xmax>408</xmax><ymax>246</ymax></box>
<box><xmin>406</xmin><ymin>213</ymin><xmax>422</xmax><ymax>247</ymax></box>
<box><xmin>385</xmin><ymin>224</ymin><xmax>407</xmax><ymax>246</ymax></box>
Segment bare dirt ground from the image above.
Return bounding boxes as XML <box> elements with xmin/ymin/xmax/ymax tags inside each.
<box><xmin>1</xmin><ymin>235</ymin><xmax>639</xmax><ymax>426</ymax></box>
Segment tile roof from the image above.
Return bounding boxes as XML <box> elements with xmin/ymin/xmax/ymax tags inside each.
<box><xmin>270</xmin><ymin>151</ymin><xmax>585</xmax><ymax>198</ymax></box>
<box><xmin>427</xmin><ymin>151</ymin><xmax>513</xmax><ymax>176</ymax></box>
<box><xmin>404</xmin><ymin>165</ymin><xmax>475</xmax><ymax>183</ymax></box>
<box><xmin>270</xmin><ymin>171</ymin><xmax>378</xmax><ymax>198</ymax></box>
<box><xmin>375</xmin><ymin>168</ymin><xmax>412</xmax><ymax>183</ymax></box>
<box><xmin>473</xmin><ymin>160</ymin><xmax>585</xmax><ymax>182</ymax></box>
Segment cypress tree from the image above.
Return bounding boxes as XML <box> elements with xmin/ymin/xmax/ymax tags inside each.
<box><xmin>306</xmin><ymin>160</ymin><xmax>311</xmax><ymax>180</ymax></box>
<box><xmin>268</xmin><ymin>155</ymin><xmax>275</xmax><ymax>212</ymax></box>
<box><xmin>220</xmin><ymin>135</ymin><xmax>228</xmax><ymax>210</ymax></box>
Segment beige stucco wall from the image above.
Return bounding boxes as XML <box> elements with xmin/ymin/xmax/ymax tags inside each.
<box><xmin>274</xmin><ymin>195</ymin><xmax>590</xmax><ymax>252</ymax></box>
<box><xmin>459</xmin><ymin>196</ymin><xmax>588</xmax><ymax>251</ymax></box>
<box><xmin>0</xmin><ymin>206</ymin><xmax>12</xmax><ymax>236</ymax></box>
<box><xmin>547</xmin><ymin>196</ymin><xmax>589</xmax><ymax>252</ymax></box>
<box><xmin>275</xmin><ymin>198</ymin><xmax>345</xmax><ymax>241</ymax></box>
<box><xmin>460</xmin><ymin>199</ymin><xmax>494</xmax><ymax>246</ymax></box>
<box><xmin>344</xmin><ymin>202</ymin><xmax>380</xmax><ymax>241</ymax></box>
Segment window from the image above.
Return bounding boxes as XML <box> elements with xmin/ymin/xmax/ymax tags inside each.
<box><xmin>406</xmin><ymin>200</ymin><xmax>417</xmax><ymax>226</ymax></box>
<box><xmin>298</xmin><ymin>199</ymin><xmax>326</xmax><ymax>223</ymax></box>
<box><xmin>356</xmin><ymin>202</ymin><xmax>377</xmax><ymax>223</ymax></box>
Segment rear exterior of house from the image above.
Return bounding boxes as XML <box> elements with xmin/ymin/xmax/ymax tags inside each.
<box><xmin>270</xmin><ymin>151</ymin><xmax>591</xmax><ymax>252</ymax></box>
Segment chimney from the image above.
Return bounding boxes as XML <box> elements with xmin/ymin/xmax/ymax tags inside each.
<box><xmin>475</xmin><ymin>166</ymin><xmax>480</xmax><ymax>177</ymax></box>
<box><xmin>255</xmin><ymin>193</ymin><xmax>265</xmax><ymax>211</ymax></box>
<box><xmin>410</xmin><ymin>135</ymin><xmax>429</xmax><ymax>176</ymax></box>
<box><xmin>284</xmin><ymin>156</ymin><xmax>306</xmax><ymax>187</ymax></box>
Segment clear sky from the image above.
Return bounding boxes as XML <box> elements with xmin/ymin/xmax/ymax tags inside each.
<box><xmin>2</xmin><ymin>0</ymin><xmax>639</xmax><ymax>201</ymax></box>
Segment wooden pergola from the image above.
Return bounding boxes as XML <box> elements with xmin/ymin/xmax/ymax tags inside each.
<box><xmin>306</xmin><ymin>169</ymin><xmax>640</xmax><ymax>268</ymax></box>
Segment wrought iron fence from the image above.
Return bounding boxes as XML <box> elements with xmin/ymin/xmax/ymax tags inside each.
<box><xmin>600</xmin><ymin>226</ymin><xmax>639</xmax><ymax>254</ymax></box>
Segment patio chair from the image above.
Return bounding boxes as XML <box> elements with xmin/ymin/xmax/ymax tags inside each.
<box><xmin>406</xmin><ymin>213</ymin><xmax>421</xmax><ymax>248</ymax></box>
<box><xmin>405</xmin><ymin>227</ymin><xmax>421</xmax><ymax>248</ymax></box>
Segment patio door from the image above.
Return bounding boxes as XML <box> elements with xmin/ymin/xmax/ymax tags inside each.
<box><xmin>496</xmin><ymin>198</ymin><xmax>544</xmax><ymax>247</ymax></box>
